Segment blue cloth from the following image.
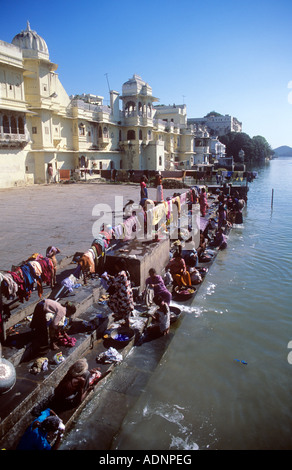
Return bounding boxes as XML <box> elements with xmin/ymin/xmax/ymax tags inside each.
<box><xmin>16</xmin><ymin>408</ymin><xmax>52</xmax><ymax>450</ymax></box>
<box><xmin>20</xmin><ymin>263</ymin><xmax>35</xmax><ymax>293</ymax></box>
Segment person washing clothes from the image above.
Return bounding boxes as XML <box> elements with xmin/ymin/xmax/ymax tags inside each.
<box><xmin>30</xmin><ymin>299</ymin><xmax>76</xmax><ymax>351</ymax></box>
<box><xmin>145</xmin><ymin>295</ymin><xmax>170</xmax><ymax>340</ymax></box>
<box><xmin>51</xmin><ymin>358</ymin><xmax>107</xmax><ymax>411</ymax></box>
<box><xmin>153</xmin><ymin>295</ymin><xmax>170</xmax><ymax>335</ymax></box>
<box><xmin>209</xmin><ymin>227</ymin><xmax>227</xmax><ymax>250</ymax></box>
<box><xmin>16</xmin><ymin>408</ymin><xmax>65</xmax><ymax>450</ymax></box>
<box><xmin>145</xmin><ymin>268</ymin><xmax>172</xmax><ymax>305</ymax></box>
<box><xmin>166</xmin><ymin>251</ymin><xmax>192</xmax><ymax>288</ymax></box>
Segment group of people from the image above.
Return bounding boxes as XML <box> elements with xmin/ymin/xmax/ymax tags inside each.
<box><xmin>17</xmin><ymin>185</ymin><xmax>239</xmax><ymax>358</ymax></box>
<box><xmin>16</xmin><ymin>356</ymin><xmax>105</xmax><ymax>450</ymax></box>
<box><xmin>14</xmin><ymin>181</ymin><xmax>244</xmax><ymax>450</ymax></box>
<box><xmin>139</xmin><ymin>172</ymin><xmax>163</xmax><ymax>207</ymax></box>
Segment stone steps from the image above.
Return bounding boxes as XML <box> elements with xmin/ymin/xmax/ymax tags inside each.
<box><xmin>0</xmin><ymin>267</ymin><xmax>151</xmax><ymax>450</ymax></box>
<box><xmin>0</xmin><ymin>238</ymin><xmax>170</xmax><ymax>449</ymax></box>
<box><xmin>0</xmin><ymin>273</ymin><xmax>109</xmax><ymax>449</ymax></box>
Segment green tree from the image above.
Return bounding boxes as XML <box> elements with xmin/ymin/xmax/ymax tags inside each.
<box><xmin>219</xmin><ymin>132</ymin><xmax>273</xmax><ymax>164</ymax></box>
<box><xmin>252</xmin><ymin>135</ymin><xmax>273</xmax><ymax>163</ymax></box>
<box><xmin>219</xmin><ymin>132</ymin><xmax>254</xmax><ymax>163</ymax></box>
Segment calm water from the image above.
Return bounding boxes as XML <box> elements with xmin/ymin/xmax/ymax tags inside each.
<box><xmin>64</xmin><ymin>158</ymin><xmax>292</xmax><ymax>450</ymax></box>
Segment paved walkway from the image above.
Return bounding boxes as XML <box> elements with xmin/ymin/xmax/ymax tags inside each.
<box><xmin>0</xmin><ymin>182</ymin><xmax>175</xmax><ymax>272</ymax></box>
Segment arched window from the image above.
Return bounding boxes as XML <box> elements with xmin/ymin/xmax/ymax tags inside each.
<box><xmin>18</xmin><ymin>117</ymin><xmax>25</xmax><ymax>134</ymax></box>
<box><xmin>127</xmin><ymin>130</ymin><xmax>135</xmax><ymax>140</ymax></box>
<box><xmin>139</xmin><ymin>129</ymin><xmax>143</xmax><ymax>140</ymax></box>
<box><xmin>3</xmin><ymin>115</ymin><xmax>9</xmax><ymax>133</ymax></box>
<box><xmin>147</xmin><ymin>103</ymin><xmax>152</xmax><ymax>117</ymax></box>
<box><xmin>138</xmin><ymin>102</ymin><xmax>143</xmax><ymax>116</ymax></box>
<box><xmin>125</xmin><ymin>101</ymin><xmax>136</xmax><ymax>117</ymax></box>
<box><xmin>11</xmin><ymin>116</ymin><xmax>17</xmax><ymax>134</ymax></box>
<box><xmin>103</xmin><ymin>127</ymin><xmax>109</xmax><ymax>138</ymax></box>
<box><xmin>80</xmin><ymin>155</ymin><xmax>86</xmax><ymax>168</ymax></box>
<box><xmin>159</xmin><ymin>156</ymin><xmax>162</xmax><ymax>166</ymax></box>
<box><xmin>79</xmin><ymin>123</ymin><xmax>85</xmax><ymax>136</ymax></box>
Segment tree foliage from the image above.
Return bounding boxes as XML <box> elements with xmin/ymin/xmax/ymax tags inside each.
<box><xmin>204</xmin><ymin>111</ymin><xmax>222</xmax><ymax>118</ymax></box>
<box><xmin>218</xmin><ymin>132</ymin><xmax>273</xmax><ymax>163</ymax></box>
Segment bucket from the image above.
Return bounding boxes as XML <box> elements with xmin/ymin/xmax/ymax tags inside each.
<box><xmin>109</xmin><ymin>327</ymin><xmax>135</xmax><ymax>347</ymax></box>
<box><xmin>0</xmin><ymin>358</ymin><xmax>16</xmax><ymax>395</ymax></box>
<box><xmin>173</xmin><ymin>286</ymin><xmax>196</xmax><ymax>301</ymax></box>
<box><xmin>169</xmin><ymin>306</ymin><xmax>181</xmax><ymax>323</ymax></box>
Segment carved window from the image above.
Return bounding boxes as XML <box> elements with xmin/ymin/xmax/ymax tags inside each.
<box><xmin>11</xmin><ymin>116</ymin><xmax>17</xmax><ymax>134</ymax></box>
<box><xmin>125</xmin><ymin>101</ymin><xmax>136</xmax><ymax>117</ymax></box>
<box><xmin>127</xmin><ymin>130</ymin><xmax>135</xmax><ymax>140</ymax></box>
<box><xmin>79</xmin><ymin>123</ymin><xmax>85</xmax><ymax>136</ymax></box>
<box><xmin>3</xmin><ymin>115</ymin><xmax>9</xmax><ymax>133</ymax></box>
<box><xmin>18</xmin><ymin>117</ymin><xmax>24</xmax><ymax>134</ymax></box>
<box><xmin>103</xmin><ymin>127</ymin><xmax>109</xmax><ymax>138</ymax></box>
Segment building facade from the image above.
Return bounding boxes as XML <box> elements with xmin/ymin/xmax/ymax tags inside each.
<box><xmin>0</xmin><ymin>23</ymin><xmax>228</xmax><ymax>188</ymax></box>
<box><xmin>188</xmin><ymin>114</ymin><xmax>242</xmax><ymax>137</ymax></box>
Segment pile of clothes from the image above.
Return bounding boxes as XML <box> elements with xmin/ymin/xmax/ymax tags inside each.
<box><xmin>0</xmin><ymin>253</ymin><xmax>55</xmax><ymax>303</ymax></box>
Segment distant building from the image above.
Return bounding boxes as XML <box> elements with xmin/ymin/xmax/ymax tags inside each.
<box><xmin>188</xmin><ymin>114</ymin><xmax>242</xmax><ymax>137</ymax></box>
<box><xmin>0</xmin><ymin>23</ymin><xmax>234</xmax><ymax>188</ymax></box>
<box><xmin>209</xmin><ymin>137</ymin><xmax>226</xmax><ymax>160</ymax></box>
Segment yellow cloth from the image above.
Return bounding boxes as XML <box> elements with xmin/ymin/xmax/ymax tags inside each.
<box><xmin>152</xmin><ymin>202</ymin><xmax>167</xmax><ymax>225</ymax></box>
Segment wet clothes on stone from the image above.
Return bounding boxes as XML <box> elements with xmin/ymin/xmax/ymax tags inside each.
<box><xmin>107</xmin><ymin>270</ymin><xmax>134</xmax><ymax>321</ymax></box>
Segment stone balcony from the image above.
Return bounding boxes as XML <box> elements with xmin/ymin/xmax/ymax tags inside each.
<box><xmin>0</xmin><ymin>132</ymin><xmax>29</xmax><ymax>148</ymax></box>
<box><xmin>98</xmin><ymin>135</ymin><xmax>109</xmax><ymax>148</ymax></box>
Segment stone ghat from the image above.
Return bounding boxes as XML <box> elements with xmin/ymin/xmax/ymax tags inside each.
<box><xmin>0</xmin><ymin>235</ymin><xmax>175</xmax><ymax>449</ymax></box>
<box><xmin>0</xmin><ymin>186</ymin><xmax>243</xmax><ymax>449</ymax></box>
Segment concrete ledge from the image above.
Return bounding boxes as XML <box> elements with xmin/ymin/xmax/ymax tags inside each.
<box><xmin>105</xmin><ymin>238</ymin><xmax>170</xmax><ymax>291</ymax></box>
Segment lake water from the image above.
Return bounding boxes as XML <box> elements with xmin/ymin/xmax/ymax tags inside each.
<box><xmin>63</xmin><ymin>158</ymin><xmax>292</xmax><ymax>450</ymax></box>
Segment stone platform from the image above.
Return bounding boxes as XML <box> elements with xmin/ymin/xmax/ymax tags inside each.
<box><xmin>104</xmin><ymin>238</ymin><xmax>170</xmax><ymax>292</ymax></box>
<box><xmin>0</xmin><ymin>235</ymin><xmax>170</xmax><ymax>449</ymax></box>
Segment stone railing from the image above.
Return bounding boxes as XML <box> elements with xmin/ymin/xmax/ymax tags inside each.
<box><xmin>0</xmin><ymin>133</ymin><xmax>29</xmax><ymax>147</ymax></box>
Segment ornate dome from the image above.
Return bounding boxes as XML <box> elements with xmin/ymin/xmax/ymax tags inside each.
<box><xmin>12</xmin><ymin>21</ymin><xmax>49</xmax><ymax>57</ymax></box>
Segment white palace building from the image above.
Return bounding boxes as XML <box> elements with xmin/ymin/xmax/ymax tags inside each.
<box><xmin>0</xmin><ymin>22</ymin><xmax>240</xmax><ymax>188</ymax></box>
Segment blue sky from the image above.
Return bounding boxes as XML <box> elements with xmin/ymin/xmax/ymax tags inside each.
<box><xmin>1</xmin><ymin>0</ymin><xmax>292</xmax><ymax>149</ymax></box>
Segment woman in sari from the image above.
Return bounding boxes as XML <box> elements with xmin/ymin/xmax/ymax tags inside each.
<box><xmin>199</xmin><ymin>187</ymin><xmax>209</xmax><ymax>217</ymax></box>
<box><xmin>166</xmin><ymin>252</ymin><xmax>192</xmax><ymax>288</ymax></box>
<box><xmin>145</xmin><ymin>268</ymin><xmax>172</xmax><ymax>305</ymax></box>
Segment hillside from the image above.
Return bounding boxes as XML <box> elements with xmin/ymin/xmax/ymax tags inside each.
<box><xmin>273</xmin><ymin>146</ymin><xmax>292</xmax><ymax>157</ymax></box>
